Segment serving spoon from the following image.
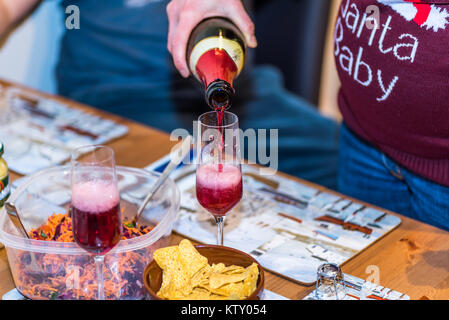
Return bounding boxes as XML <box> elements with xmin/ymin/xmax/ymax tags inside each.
<box><xmin>134</xmin><ymin>135</ymin><xmax>192</xmax><ymax>226</ymax></box>
<box><xmin>5</xmin><ymin>202</ymin><xmax>40</xmax><ymax>271</ymax></box>
<box><xmin>5</xmin><ymin>202</ymin><xmax>29</xmax><ymax>239</ymax></box>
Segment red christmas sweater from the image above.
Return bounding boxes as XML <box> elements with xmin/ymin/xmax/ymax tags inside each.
<box><xmin>334</xmin><ymin>0</ymin><xmax>449</xmax><ymax>186</ymax></box>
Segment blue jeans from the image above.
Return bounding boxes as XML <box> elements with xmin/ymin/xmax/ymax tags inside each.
<box><xmin>338</xmin><ymin>124</ymin><xmax>449</xmax><ymax>231</ymax></box>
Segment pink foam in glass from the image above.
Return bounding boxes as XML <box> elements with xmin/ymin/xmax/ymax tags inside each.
<box><xmin>196</xmin><ymin>164</ymin><xmax>242</xmax><ymax>216</ymax></box>
<box><xmin>71</xmin><ymin>181</ymin><xmax>120</xmax><ymax>213</ymax></box>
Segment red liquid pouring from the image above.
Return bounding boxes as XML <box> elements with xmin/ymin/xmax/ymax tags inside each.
<box><xmin>212</xmin><ymin>101</ymin><xmax>228</xmax><ymax>173</ymax></box>
<box><xmin>71</xmin><ymin>182</ymin><xmax>121</xmax><ymax>255</ymax></box>
<box><xmin>196</xmin><ymin>164</ymin><xmax>242</xmax><ymax>217</ymax></box>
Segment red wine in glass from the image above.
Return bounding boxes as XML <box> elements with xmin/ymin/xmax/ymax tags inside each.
<box><xmin>71</xmin><ymin>181</ymin><xmax>121</xmax><ymax>255</ymax></box>
<box><xmin>71</xmin><ymin>145</ymin><xmax>120</xmax><ymax>300</ymax></box>
<box><xmin>196</xmin><ymin>163</ymin><xmax>242</xmax><ymax>216</ymax></box>
<box><xmin>197</xmin><ymin>111</ymin><xmax>241</xmax><ymax>246</ymax></box>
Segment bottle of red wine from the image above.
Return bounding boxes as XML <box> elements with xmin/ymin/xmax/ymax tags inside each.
<box><xmin>187</xmin><ymin>17</ymin><xmax>246</xmax><ymax>111</ymax></box>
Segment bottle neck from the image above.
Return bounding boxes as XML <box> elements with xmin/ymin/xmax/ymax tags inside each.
<box><xmin>206</xmin><ymin>80</ymin><xmax>235</xmax><ymax>110</ymax></box>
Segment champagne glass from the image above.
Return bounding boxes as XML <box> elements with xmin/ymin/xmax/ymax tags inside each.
<box><xmin>196</xmin><ymin>111</ymin><xmax>242</xmax><ymax>246</ymax></box>
<box><xmin>70</xmin><ymin>145</ymin><xmax>121</xmax><ymax>300</ymax></box>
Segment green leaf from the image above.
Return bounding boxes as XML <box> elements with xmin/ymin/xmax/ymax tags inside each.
<box><xmin>125</xmin><ymin>222</ymin><xmax>136</xmax><ymax>228</ymax></box>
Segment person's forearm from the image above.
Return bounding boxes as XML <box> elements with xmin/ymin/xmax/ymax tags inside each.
<box><xmin>0</xmin><ymin>0</ymin><xmax>13</xmax><ymax>39</ymax></box>
<box><xmin>0</xmin><ymin>0</ymin><xmax>41</xmax><ymax>40</ymax></box>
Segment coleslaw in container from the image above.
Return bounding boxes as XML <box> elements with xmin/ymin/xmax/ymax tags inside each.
<box><xmin>0</xmin><ymin>166</ymin><xmax>180</xmax><ymax>300</ymax></box>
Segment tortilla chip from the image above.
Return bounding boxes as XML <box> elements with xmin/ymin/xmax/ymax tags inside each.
<box><xmin>222</xmin><ymin>265</ymin><xmax>246</xmax><ymax>274</ymax></box>
<box><xmin>211</xmin><ymin>263</ymin><xmax>226</xmax><ymax>273</ymax></box>
<box><xmin>153</xmin><ymin>245</ymin><xmax>179</xmax><ymax>269</ymax></box>
<box><xmin>209</xmin><ymin>272</ymin><xmax>248</xmax><ymax>289</ymax></box>
<box><xmin>226</xmin><ymin>292</ymin><xmax>242</xmax><ymax>300</ymax></box>
<box><xmin>210</xmin><ymin>293</ymin><xmax>230</xmax><ymax>300</ymax></box>
<box><xmin>178</xmin><ymin>239</ymin><xmax>208</xmax><ymax>277</ymax></box>
<box><xmin>154</xmin><ymin>245</ymin><xmax>191</xmax><ymax>299</ymax></box>
<box><xmin>242</xmin><ymin>263</ymin><xmax>259</xmax><ymax>297</ymax></box>
<box><xmin>185</xmin><ymin>287</ymin><xmax>212</xmax><ymax>300</ymax></box>
<box><xmin>191</xmin><ymin>264</ymin><xmax>211</xmax><ymax>287</ymax></box>
<box><xmin>208</xmin><ymin>281</ymin><xmax>246</xmax><ymax>299</ymax></box>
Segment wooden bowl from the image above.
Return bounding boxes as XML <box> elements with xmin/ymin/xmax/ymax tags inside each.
<box><xmin>143</xmin><ymin>244</ymin><xmax>265</xmax><ymax>300</ymax></box>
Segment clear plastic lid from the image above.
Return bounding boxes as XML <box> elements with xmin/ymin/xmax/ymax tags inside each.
<box><xmin>0</xmin><ymin>165</ymin><xmax>181</xmax><ymax>254</ymax></box>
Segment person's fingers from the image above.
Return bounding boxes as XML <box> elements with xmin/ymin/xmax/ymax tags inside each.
<box><xmin>166</xmin><ymin>1</ymin><xmax>180</xmax><ymax>53</ymax></box>
<box><xmin>226</xmin><ymin>1</ymin><xmax>257</xmax><ymax>48</ymax></box>
<box><xmin>171</xmin><ymin>11</ymin><xmax>199</xmax><ymax>77</ymax></box>
<box><xmin>167</xmin><ymin>19</ymin><xmax>176</xmax><ymax>54</ymax></box>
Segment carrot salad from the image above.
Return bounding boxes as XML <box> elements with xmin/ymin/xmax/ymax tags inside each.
<box><xmin>15</xmin><ymin>212</ymin><xmax>157</xmax><ymax>300</ymax></box>
<box><xmin>29</xmin><ymin>213</ymin><xmax>153</xmax><ymax>242</ymax></box>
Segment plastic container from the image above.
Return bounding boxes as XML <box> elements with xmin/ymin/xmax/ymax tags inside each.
<box><xmin>0</xmin><ymin>165</ymin><xmax>180</xmax><ymax>300</ymax></box>
<box><xmin>0</xmin><ymin>142</ymin><xmax>9</xmax><ymax>208</ymax></box>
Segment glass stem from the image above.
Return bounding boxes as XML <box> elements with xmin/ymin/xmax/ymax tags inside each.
<box><xmin>215</xmin><ymin>216</ymin><xmax>225</xmax><ymax>246</ymax></box>
<box><xmin>94</xmin><ymin>255</ymin><xmax>105</xmax><ymax>300</ymax></box>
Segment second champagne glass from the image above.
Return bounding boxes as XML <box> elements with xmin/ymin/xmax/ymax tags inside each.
<box><xmin>71</xmin><ymin>145</ymin><xmax>121</xmax><ymax>300</ymax></box>
<box><xmin>196</xmin><ymin>111</ymin><xmax>243</xmax><ymax>246</ymax></box>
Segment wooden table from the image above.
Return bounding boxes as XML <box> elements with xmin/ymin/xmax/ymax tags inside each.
<box><xmin>1</xmin><ymin>80</ymin><xmax>449</xmax><ymax>300</ymax></box>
